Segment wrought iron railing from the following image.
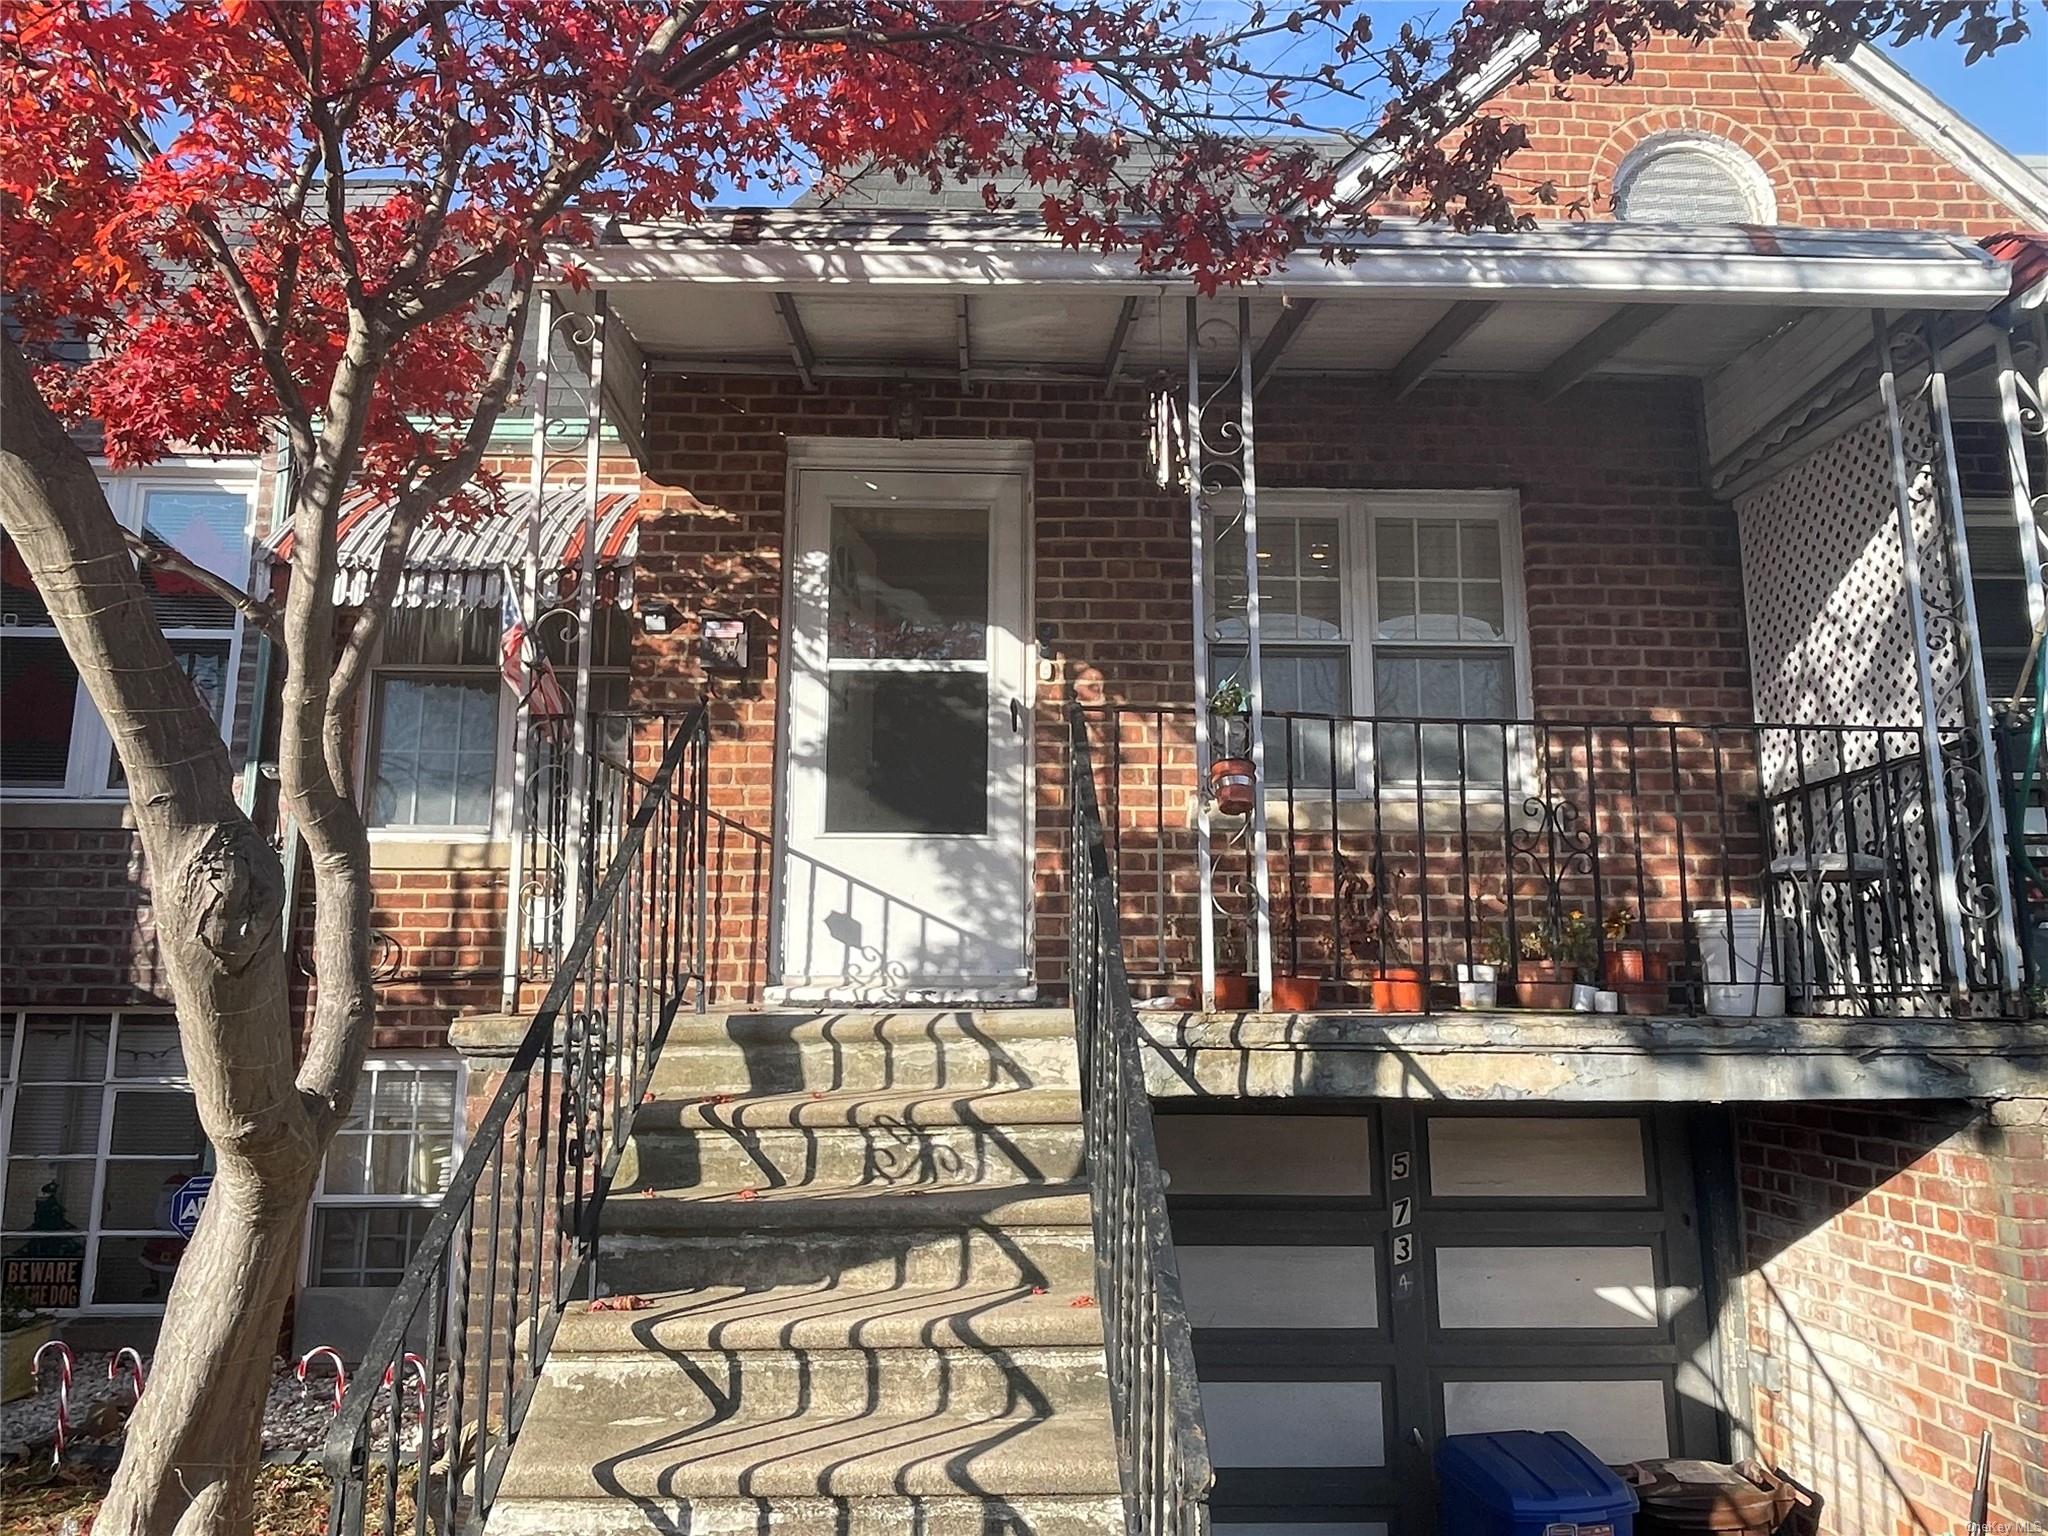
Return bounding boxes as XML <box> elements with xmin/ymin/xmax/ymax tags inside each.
<box><xmin>323</xmin><ymin>706</ymin><xmax>710</xmax><ymax>1535</ymax></box>
<box><xmin>1083</xmin><ymin>704</ymin><xmax>2018</xmax><ymax>1018</ymax></box>
<box><xmin>1067</xmin><ymin>703</ymin><xmax>1214</xmax><ymax>1533</ymax></box>
<box><xmin>515</xmin><ymin>711</ymin><xmax>644</xmax><ymax>978</ymax></box>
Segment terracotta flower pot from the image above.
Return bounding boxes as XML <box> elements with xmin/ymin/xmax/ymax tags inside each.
<box><xmin>1371</xmin><ymin>966</ymin><xmax>1428</xmax><ymax>1013</ymax></box>
<box><xmin>1600</xmin><ymin>948</ymin><xmax>1647</xmax><ymax>987</ymax></box>
<box><xmin>1617</xmin><ymin>982</ymin><xmax>1670</xmax><ymax>1017</ymax></box>
<box><xmin>1208</xmin><ymin>756</ymin><xmax>1257</xmax><ymax>816</ymax></box>
<box><xmin>1212</xmin><ymin>972</ymin><xmax>1254</xmax><ymax>1010</ymax></box>
<box><xmin>1271</xmin><ymin>974</ymin><xmax>1323</xmax><ymax>1012</ymax></box>
<box><xmin>1515</xmin><ymin>959</ymin><xmax>1575</xmax><ymax>1011</ymax></box>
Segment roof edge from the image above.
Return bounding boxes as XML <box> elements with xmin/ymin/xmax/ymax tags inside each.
<box><xmin>1776</xmin><ymin>19</ymin><xmax>2048</xmax><ymax>227</ymax></box>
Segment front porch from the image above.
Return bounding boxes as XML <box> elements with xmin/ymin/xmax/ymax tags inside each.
<box><xmin>469</xmin><ymin>212</ymin><xmax>2048</xmax><ymax>1026</ymax></box>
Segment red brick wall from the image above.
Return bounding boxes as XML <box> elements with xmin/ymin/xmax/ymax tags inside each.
<box><xmin>1737</xmin><ymin>1100</ymin><xmax>2048</xmax><ymax>1534</ymax></box>
<box><xmin>631</xmin><ymin>369</ymin><xmax>1753</xmax><ymax>994</ymax></box>
<box><xmin>1390</xmin><ymin>25</ymin><xmax>2027</xmax><ymax>233</ymax></box>
<box><xmin>0</xmin><ymin>827</ymin><xmax>167</xmax><ymax>1006</ymax></box>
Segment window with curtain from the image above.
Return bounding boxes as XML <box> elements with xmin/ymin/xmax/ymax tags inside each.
<box><xmin>368</xmin><ymin>608</ymin><xmax>502</xmax><ymax>829</ymax></box>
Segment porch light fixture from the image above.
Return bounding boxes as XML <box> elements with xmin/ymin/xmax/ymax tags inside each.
<box><xmin>638</xmin><ymin>597</ymin><xmax>682</xmax><ymax>635</ymax></box>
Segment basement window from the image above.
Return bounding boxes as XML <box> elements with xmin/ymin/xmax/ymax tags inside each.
<box><xmin>0</xmin><ymin>1013</ymin><xmax>205</xmax><ymax>1312</ymax></box>
<box><xmin>306</xmin><ymin>1058</ymin><xmax>460</xmax><ymax>1288</ymax></box>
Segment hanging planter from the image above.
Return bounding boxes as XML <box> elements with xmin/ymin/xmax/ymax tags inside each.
<box><xmin>1207</xmin><ymin>676</ymin><xmax>1256</xmax><ymax>816</ymax></box>
<box><xmin>1208</xmin><ymin>755</ymin><xmax>1257</xmax><ymax>816</ymax></box>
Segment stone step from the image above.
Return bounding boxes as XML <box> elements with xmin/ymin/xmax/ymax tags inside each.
<box><xmin>550</xmin><ymin>1280</ymin><xmax>1104</xmax><ymax>1355</ymax></box>
<box><xmin>615</xmin><ymin>1113</ymin><xmax>1085</xmax><ymax>1193</ymax></box>
<box><xmin>487</xmin><ymin>1493</ymin><xmax>1126</xmax><ymax>1536</ymax></box>
<box><xmin>594</xmin><ymin>1184</ymin><xmax>1098</xmax><ymax>1293</ymax></box>
<box><xmin>652</xmin><ymin>1010</ymin><xmax>1079</xmax><ymax>1096</ymax></box>
<box><xmin>494</xmin><ymin>1397</ymin><xmax>1124</xmax><ymax>1502</ymax></box>
<box><xmin>533</xmin><ymin>1343</ymin><xmax>1108</xmax><ymax>1418</ymax></box>
<box><xmin>594</xmin><ymin>1219</ymin><xmax>1097</xmax><ymax>1295</ymax></box>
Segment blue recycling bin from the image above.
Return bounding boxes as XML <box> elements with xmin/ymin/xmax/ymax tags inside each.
<box><xmin>1436</xmin><ymin>1430</ymin><xmax>1639</xmax><ymax>1535</ymax></box>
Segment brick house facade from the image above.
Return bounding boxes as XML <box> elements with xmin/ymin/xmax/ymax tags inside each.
<box><xmin>4</xmin><ymin>17</ymin><xmax>2045</xmax><ymax>1531</ymax></box>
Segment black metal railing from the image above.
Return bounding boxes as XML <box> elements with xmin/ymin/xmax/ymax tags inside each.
<box><xmin>1083</xmin><ymin>704</ymin><xmax>2018</xmax><ymax>1019</ymax></box>
<box><xmin>324</xmin><ymin>706</ymin><xmax>711</xmax><ymax>1536</ymax></box>
<box><xmin>1067</xmin><ymin>703</ymin><xmax>1214</xmax><ymax>1533</ymax></box>
<box><xmin>515</xmin><ymin>711</ymin><xmax>645</xmax><ymax>978</ymax></box>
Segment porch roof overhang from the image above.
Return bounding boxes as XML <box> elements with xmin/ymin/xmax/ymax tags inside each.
<box><xmin>566</xmin><ymin>211</ymin><xmax>2013</xmax><ymax>395</ymax></box>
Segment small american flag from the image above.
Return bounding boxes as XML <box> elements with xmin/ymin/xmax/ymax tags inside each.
<box><xmin>499</xmin><ymin>567</ymin><xmax>571</xmax><ymax>721</ymax></box>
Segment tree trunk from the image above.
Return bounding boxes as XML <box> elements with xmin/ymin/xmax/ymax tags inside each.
<box><xmin>92</xmin><ymin>1158</ymin><xmax>316</xmax><ymax>1536</ymax></box>
<box><xmin>2</xmin><ymin>335</ymin><xmax>332</xmax><ymax>1535</ymax></box>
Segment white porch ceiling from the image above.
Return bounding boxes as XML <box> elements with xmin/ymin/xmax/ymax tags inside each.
<box><xmin>584</xmin><ymin>211</ymin><xmax>2008</xmax><ymax>391</ymax></box>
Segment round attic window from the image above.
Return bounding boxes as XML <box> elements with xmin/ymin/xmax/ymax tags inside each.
<box><xmin>1612</xmin><ymin>132</ymin><xmax>1775</xmax><ymax>224</ymax></box>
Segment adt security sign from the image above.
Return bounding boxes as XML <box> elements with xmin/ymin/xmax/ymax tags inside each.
<box><xmin>170</xmin><ymin>1173</ymin><xmax>213</xmax><ymax>1239</ymax></box>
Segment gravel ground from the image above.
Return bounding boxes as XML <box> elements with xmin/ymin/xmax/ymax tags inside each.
<box><xmin>4</xmin><ymin>1352</ymin><xmax>444</xmax><ymax>1464</ymax></box>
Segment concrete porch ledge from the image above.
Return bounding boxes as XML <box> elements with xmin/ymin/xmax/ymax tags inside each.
<box><xmin>1138</xmin><ymin>1010</ymin><xmax>2048</xmax><ymax>1103</ymax></box>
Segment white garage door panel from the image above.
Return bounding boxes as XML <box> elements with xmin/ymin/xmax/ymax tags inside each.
<box><xmin>1179</xmin><ymin>1245</ymin><xmax>1379</xmax><ymax>1330</ymax></box>
<box><xmin>1202</xmin><ymin>1380</ymin><xmax>1387</xmax><ymax>1468</ymax></box>
<box><xmin>1441</xmin><ymin>1377</ymin><xmax>1672</xmax><ymax>1463</ymax></box>
<box><xmin>1429</xmin><ymin>1117</ymin><xmax>1648</xmax><ymax>1198</ymax></box>
<box><xmin>1158</xmin><ymin>1115</ymin><xmax>1373</xmax><ymax>1195</ymax></box>
<box><xmin>1436</xmin><ymin>1245</ymin><xmax>1660</xmax><ymax>1330</ymax></box>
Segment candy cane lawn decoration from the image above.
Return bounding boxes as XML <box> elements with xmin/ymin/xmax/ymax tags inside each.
<box><xmin>297</xmin><ymin>1346</ymin><xmax>349</xmax><ymax>1413</ymax></box>
<box><xmin>33</xmin><ymin>1339</ymin><xmax>73</xmax><ymax>1464</ymax></box>
<box><xmin>110</xmin><ymin>1347</ymin><xmax>146</xmax><ymax>1405</ymax></box>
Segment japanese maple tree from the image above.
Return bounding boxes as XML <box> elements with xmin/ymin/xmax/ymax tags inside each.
<box><xmin>0</xmin><ymin>1</ymin><xmax>2025</xmax><ymax>1531</ymax></box>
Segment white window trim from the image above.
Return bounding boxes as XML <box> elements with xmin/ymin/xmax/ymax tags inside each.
<box><xmin>2</xmin><ymin>466</ymin><xmax>256</xmax><ymax>802</ymax></box>
<box><xmin>1204</xmin><ymin>488</ymin><xmax>1534</xmax><ymax>797</ymax></box>
<box><xmin>0</xmin><ymin>1011</ymin><xmax>202</xmax><ymax>1316</ymax></box>
<box><xmin>1612</xmin><ymin>130</ymin><xmax>1778</xmax><ymax>225</ymax></box>
<box><xmin>300</xmin><ymin>1051</ymin><xmax>465</xmax><ymax>1291</ymax></box>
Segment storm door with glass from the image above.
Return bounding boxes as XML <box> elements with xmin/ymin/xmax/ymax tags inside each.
<box><xmin>779</xmin><ymin>466</ymin><xmax>1031</xmax><ymax>997</ymax></box>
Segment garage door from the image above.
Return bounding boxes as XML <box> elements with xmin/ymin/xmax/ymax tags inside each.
<box><xmin>1157</xmin><ymin>1103</ymin><xmax>1721</xmax><ymax>1534</ymax></box>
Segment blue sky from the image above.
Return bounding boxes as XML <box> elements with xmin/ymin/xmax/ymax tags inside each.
<box><xmin>1193</xmin><ymin>1</ymin><xmax>2046</xmax><ymax>157</ymax></box>
<box><xmin>1885</xmin><ymin>28</ymin><xmax>2047</xmax><ymax>155</ymax></box>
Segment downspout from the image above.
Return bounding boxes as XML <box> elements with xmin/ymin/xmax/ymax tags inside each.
<box><xmin>265</xmin><ymin>438</ymin><xmax>303</xmax><ymax>957</ymax></box>
<box><xmin>560</xmin><ymin>295</ymin><xmax>607</xmax><ymax>939</ymax></box>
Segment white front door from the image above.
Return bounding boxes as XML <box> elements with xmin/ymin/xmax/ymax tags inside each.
<box><xmin>778</xmin><ymin>463</ymin><xmax>1032</xmax><ymax>1000</ymax></box>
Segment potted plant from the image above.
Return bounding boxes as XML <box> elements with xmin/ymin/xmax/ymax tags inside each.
<box><xmin>1457</xmin><ymin>929</ymin><xmax>1509</xmax><ymax>1009</ymax></box>
<box><xmin>1561</xmin><ymin>907</ymin><xmax>1600</xmax><ymax>1010</ymax></box>
<box><xmin>1211</xmin><ymin>915</ymin><xmax>1255</xmax><ymax>1011</ymax></box>
<box><xmin>1343</xmin><ymin>866</ymin><xmax>1427</xmax><ymax>1012</ymax></box>
<box><xmin>1599</xmin><ymin>904</ymin><xmax>1672</xmax><ymax>1016</ymax></box>
<box><xmin>1515</xmin><ymin>920</ymin><xmax>1576</xmax><ymax>1010</ymax></box>
<box><xmin>2</xmin><ymin>1288</ymin><xmax>53</xmax><ymax>1404</ymax></box>
<box><xmin>1207</xmin><ymin>677</ymin><xmax>1256</xmax><ymax>816</ymax></box>
<box><xmin>1271</xmin><ymin>970</ymin><xmax>1323</xmax><ymax>1012</ymax></box>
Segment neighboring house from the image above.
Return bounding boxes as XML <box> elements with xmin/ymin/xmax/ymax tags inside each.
<box><xmin>4</xmin><ymin>21</ymin><xmax>2048</xmax><ymax>1536</ymax></box>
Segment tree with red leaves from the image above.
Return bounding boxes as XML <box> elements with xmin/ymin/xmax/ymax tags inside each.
<box><xmin>0</xmin><ymin>2</ymin><xmax>2025</xmax><ymax>1531</ymax></box>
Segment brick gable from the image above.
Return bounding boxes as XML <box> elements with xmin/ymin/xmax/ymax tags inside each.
<box><xmin>1392</xmin><ymin>26</ymin><xmax>2028</xmax><ymax>233</ymax></box>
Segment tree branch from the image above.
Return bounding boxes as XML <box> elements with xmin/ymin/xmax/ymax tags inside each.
<box><xmin>122</xmin><ymin>527</ymin><xmax>283</xmax><ymax>641</ymax></box>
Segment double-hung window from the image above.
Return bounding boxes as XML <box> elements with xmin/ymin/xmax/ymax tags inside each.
<box><xmin>1207</xmin><ymin>490</ymin><xmax>1528</xmax><ymax>791</ymax></box>
<box><xmin>367</xmin><ymin>609</ymin><xmax>503</xmax><ymax>831</ymax></box>
<box><xmin>1</xmin><ymin>471</ymin><xmax>253</xmax><ymax>798</ymax></box>
<box><xmin>305</xmin><ymin>1057</ymin><xmax>459</xmax><ymax>1289</ymax></box>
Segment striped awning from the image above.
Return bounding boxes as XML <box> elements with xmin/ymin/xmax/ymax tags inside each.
<box><xmin>266</xmin><ymin>486</ymin><xmax>643</xmax><ymax>609</ymax></box>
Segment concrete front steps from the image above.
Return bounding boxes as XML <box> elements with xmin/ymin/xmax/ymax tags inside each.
<box><xmin>490</xmin><ymin>1010</ymin><xmax>1123</xmax><ymax>1536</ymax></box>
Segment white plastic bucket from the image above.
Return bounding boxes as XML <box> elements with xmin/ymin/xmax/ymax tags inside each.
<box><xmin>1692</xmin><ymin>907</ymin><xmax>1787</xmax><ymax>1017</ymax></box>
